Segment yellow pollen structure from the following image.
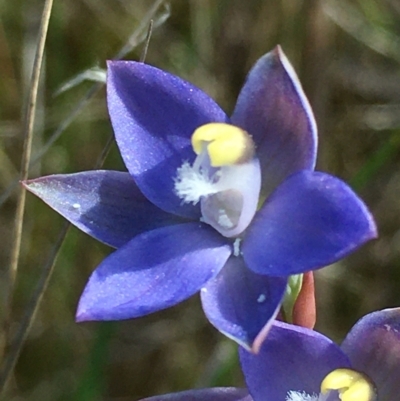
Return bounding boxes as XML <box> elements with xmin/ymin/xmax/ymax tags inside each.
<box><xmin>320</xmin><ymin>368</ymin><xmax>376</xmax><ymax>401</ymax></box>
<box><xmin>191</xmin><ymin>123</ymin><xmax>254</xmax><ymax>167</ymax></box>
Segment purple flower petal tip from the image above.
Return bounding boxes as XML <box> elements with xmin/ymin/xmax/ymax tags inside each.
<box><xmin>201</xmin><ymin>257</ymin><xmax>286</xmax><ymax>353</ymax></box>
<box><xmin>75</xmin><ymin>309</ymin><xmax>92</xmax><ymax>323</ymax></box>
<box><xmin>23</xmin><ymin>171</ymin><xmax>183</xmax><ymax>248</ymax></box>
<box><xmin>231</xmin><ymin>46</ymin><xmax>318</xmax><ymax>196</ymax></box>
<box><xmin>271</xmin><ymin>44</ymin><xmax>318</xmax><ymax>142</ymax></box>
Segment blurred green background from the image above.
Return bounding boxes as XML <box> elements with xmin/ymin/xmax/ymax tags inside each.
<box><xmin>1</xmin><ymin>0</ymin><xmax>400</xmax><ymax>400</ymax></box>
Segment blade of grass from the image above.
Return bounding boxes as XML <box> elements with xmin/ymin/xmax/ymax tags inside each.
<box><xmin>1</xmin><ymin>0</ymin><xmax>54</xmax><ymax>365</ymax></box>
<box><xmin>72</xmin><ymin>323</ymin><xmax>116</xmax><ymax>401</ymax></box>
<box><xmin>350</xmin><ymin>131</ymin><xmax>400</xmax><ymax>191</ymax></box>
<box><xmin>195</xmin><ymin>340</ymin><xmax>239</xmax><ymax>388</ymax></box>
<box><xmin>0</xmin><ymin>221</ymin><xmax>70</xmax><ymax>398</ymax></box>
<box><xmin>323</xmin><ymin>0</ymin><xmax>400</xmax><ymax>64</ymax></box>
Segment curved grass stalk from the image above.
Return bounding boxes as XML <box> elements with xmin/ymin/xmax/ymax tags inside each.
<box><xmin>1</xmin><ymin>0</ymin><xmax>54</xmax><ymax>367</ymax></box>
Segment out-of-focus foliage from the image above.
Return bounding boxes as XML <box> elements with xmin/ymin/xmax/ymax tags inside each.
<box><xmin>1</xmin><ymin>0</ymin><xmax>400</xmax><ymax>400</ymax></box>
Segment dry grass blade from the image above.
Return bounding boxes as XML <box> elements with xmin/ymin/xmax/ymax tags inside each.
<box><xmin>323</xmin><ymin>0</ymin><xmax>400</xmax><ymax>64</ymax></box>
<box><xmin>0</xmin><ymin>222</ymin><xmax>69</xmax><ymax>398</ymax></box>
<box><xmin>1</xmin><ymin>0</ymin><xmax>54</xmax><ymax>367</ymax></box>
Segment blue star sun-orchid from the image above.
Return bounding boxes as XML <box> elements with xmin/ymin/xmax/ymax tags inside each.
<box><xmin>138</xmin><ymin>308</ymin><xmax>400</xmax><ymax>401</ymax></box>
<box><xmin>24</xmin><ymin>46</ymin><xmax>376</xmax><ymax>351</ymax></box>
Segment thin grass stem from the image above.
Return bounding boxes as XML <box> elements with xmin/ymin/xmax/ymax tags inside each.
<box><xmin>0</xmin><ymin>221</ymin><xmax>69</xmax><ymax>397</ymax></box>
<box><xmin>1</xmin><ymin>0</ymin><xmax>54</xmax><ymax>364</ymax></box>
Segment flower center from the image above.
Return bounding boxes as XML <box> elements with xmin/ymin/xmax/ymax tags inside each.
<box><xmin>286</xmin><ymin>391</ymin><xmax>321</xmax><ymax>401</ymax></box>
<box><xmin>174</xmin><ymin>123</ymin><xmax>261</xmax><ymax>238</ymax></box>
<box><xmin>286</xmin><ymin>368</ymin><xmax>376</xmax><ymax>401</ymax></box>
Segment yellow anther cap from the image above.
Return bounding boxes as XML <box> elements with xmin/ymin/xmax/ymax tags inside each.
<box><xmin>191</xmin><ymin>123</ymin><xmax>255</xmax><ymax>167</ymax></box>
<box><xmin>320</xmin><ymin>368</ymin><xmax>376</xmax><ymax>401</ymax></box>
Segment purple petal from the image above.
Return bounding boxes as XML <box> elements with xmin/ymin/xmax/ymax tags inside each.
<box><xmin>140</xmin><ymin>388</ymin><xmax>251</xmax><ymax>401</ymax></box>
<box><xmin>24</xmin><ymin>171</ymin><xmax>185</xmax><ymax>248</ymax></box>
<box><xmin>76</xmin><ymin>222</ymin><xmax>231</xmax><ymax>321</ymax></box>
<box><xmin>201</xmin><ymin>256</ymin><xmax>286</xmax><ymax>352</ymax></box>
<box><xmin>231</xmin><ymin>46</ymin><xmax>317</xmax><ymax>198</ymax></box>
<box><xmin>239</xmin><ymin>321</ymin><xmax>350</xmax><ymax>401</ymax></box>
<box><xmin>341</xmin><ymin>308</ymin><xmax>400</xmax><ymax>401</ymax></box>
<box><xmin>242</xmin><ymin>171</ymin><xmax>377</xmax><ymax>276</ymax></box>
<box><xmin>107</xmin><ymin>61</ymin><xmax>228</xmax><ymax>219</ymax></box>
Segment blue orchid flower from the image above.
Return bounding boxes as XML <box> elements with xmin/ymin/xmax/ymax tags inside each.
<box><xmin>24</xmin><ymin>46</ymin><xmax>376</xmax><ymax>351</ymax></box>
<box><xmin>137</xmin><ymin>308</ymin><xmax>400</xmax><ymax>401</ymax></box>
